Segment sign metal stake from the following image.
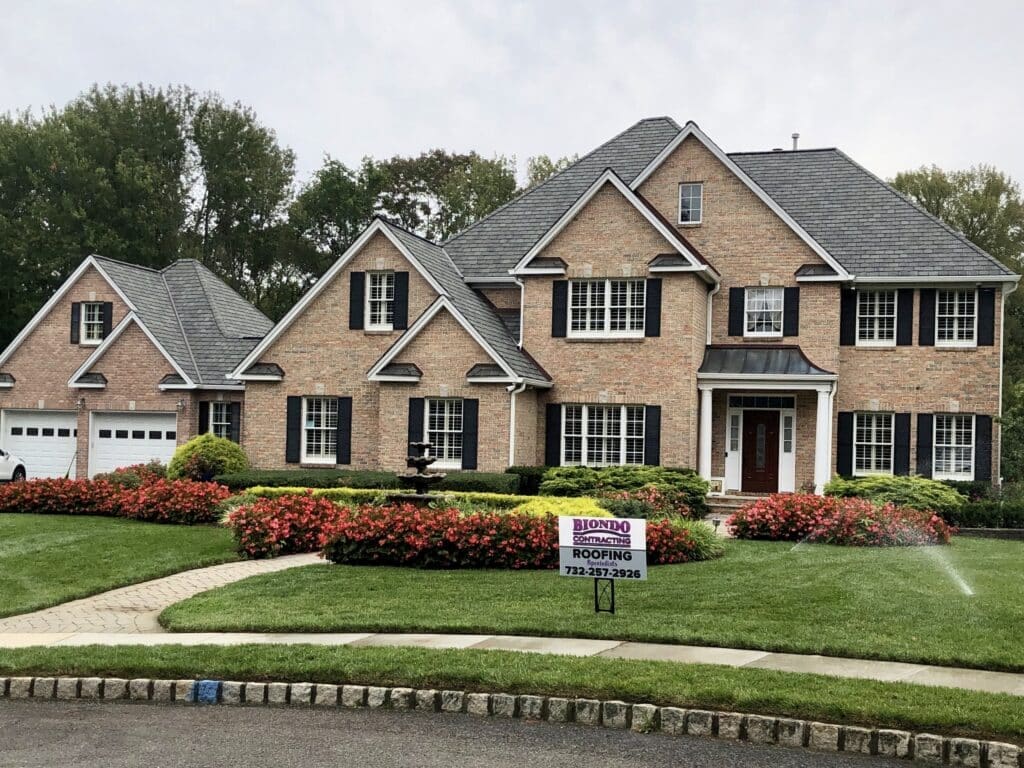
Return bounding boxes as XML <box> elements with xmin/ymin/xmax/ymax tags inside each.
<box><xmin>594</xmin><ymin>577</ymin><xmax>616</xmax><ymax>614</ymax></box>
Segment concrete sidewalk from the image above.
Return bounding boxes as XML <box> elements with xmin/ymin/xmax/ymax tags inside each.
<box><xmin>1</xmin><ymin>629</ymin><xmax>1021</xmax><ymax>697</ymax></box>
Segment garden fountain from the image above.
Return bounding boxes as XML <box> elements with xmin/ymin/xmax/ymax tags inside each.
<box><xmin>395</xmin><ymin>441</ymin><xmax>446</xmax><ymax>503</ymax></box>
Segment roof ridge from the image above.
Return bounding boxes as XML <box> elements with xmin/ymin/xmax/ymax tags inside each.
<box><xmin>161</xmin><ymin>267</ymin><xmax>203</xmax><ymax>384</ymax></box>
<box><xmin>728</xmin><ymin>148</ymin><xmax>838</xmax><ymax>156</ymax></box>
<box><xmin>443</xmin><ymin>116</ymin><xmax>681</xmax><ymax>247</ymax></box>
<box><xmin>90</xmin><ymin>254</ymin><xmax>163</xmax><ymax>274</ymax></box>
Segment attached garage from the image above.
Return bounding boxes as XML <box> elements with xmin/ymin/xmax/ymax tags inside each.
<box><xmin>1</xmin><ymin>410</ymin><xmax>79</xmax><ymax>479</ymax></box>
<box><xmin>88</xmin><ymin>412</ymin><xmax>179</xmax><ymax>477</ymax></box>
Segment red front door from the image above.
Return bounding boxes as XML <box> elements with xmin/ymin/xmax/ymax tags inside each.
<box><xmin>742</xmin><ymin>410</ymin><xmax>780</xmax><ymax>493</ymax></box>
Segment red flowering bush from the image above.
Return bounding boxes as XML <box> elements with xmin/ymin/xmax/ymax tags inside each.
<box><xmin>599</xmin><ymin>485</ymin><xmax>693</xmax><ymax>519</ymax></box>
<box><xmin>226</xmin><ymin>493</ymin><xmax>345</xmax><ymax>559</ymax></box>
<box><xmin>727</xmin><ymin>493</ymin><xmax>953</xmax><ymax>546</ymax></box>
<box><xmin>0</xmin><ymin>478</ymin><xmax>119</xmax><ymax>516</ymax></box>
<box><xmin>119</xmin><ymin>479</ymin><xmax>231</xmax><ymax>525</ymax></box>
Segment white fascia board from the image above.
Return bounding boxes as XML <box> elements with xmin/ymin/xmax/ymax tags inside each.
<box><xmin>796</xmin><ymin>274</ymin><xmax>854</xmax><ymax>283</ymax></box>
<box><xmin>511</xmin><ymin>169</ymin><xmax>711</xmax><ymax>280</ymax></box>
<box><xmin>0</xmin><ymin>256</ymin><xmax>138</xmax><ymax>369</ymax></box>
<box><xmin>0</xmin><ymin>383</ymin><xmax>12</xmax><ymax>389</ymax></box>
<box><xmin>515</xmin><ymin>267</ymin><xmax>567</xmax><ymax>276</ymax></box>
<box><xmin>697</xmin><ymin>373</ymin><xmax>838</xmax><ymax>387</ymax></box>
<box><xmin>69</xmin><ymin>382</ymin><xmax>107</xmax><ymax>390</ymax></box>
<box><xmin>630</xmin><ymin>124</ymin><xmax>851</xmax><ymax>280</ymax></box>
<box><xmin>233</xmin><ymin>373</ymin><xmax>284</xmax><ymax>382</ymax></box>
<box><xmin>230</xmin><ymin>220</ymin><xmax>449</xmax><ymax>379</ymax></box>
<box><xmin>157</xmin><ymin>383</ymin><xmax>199</xmax><ymax>391</ymax></box>
<box><xmin>368</xmin><ymin>297</ymin><xmax>519</xmax><ymax>382</ymax></box>
<box><xmin>851</xmin><ymin>275</ymin><xmax>1020</xmax><ymax>286</ymax></box>
<box><xmin>374</xmin><ymin>375</ymin><xmax>422</xmax><ymax>383</ymax></box>
<box><xmin>649</xmin><ymin>264</ymin><xmax>709</xmax><ymax>273</ymax></box>
<box><xmin>467</xmin><ymin>376</ymin><xmax>516</xmax><ymax>384</ymax></box>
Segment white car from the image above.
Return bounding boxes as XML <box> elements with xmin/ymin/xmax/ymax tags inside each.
<box><xmin>0</xmin><ymin>448</ymin><xmax>27</xmax><ymax>482</ymax></box>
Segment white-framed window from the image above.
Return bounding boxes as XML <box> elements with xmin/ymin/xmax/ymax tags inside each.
<box><xmin>744</xmin><ymin>287</ymin><xmax>784</xmax><ymax>337</ymax></box>
<box><xmin>934</xmin><ymin>413</ymin><xmax>975</xmax><ymax>480</ymax></box>
<box><xmin>728</xmin><ymin>413</ymin><xmax>741</xmax><ymax>452</ymax></box>
<box><xmin>365</xmin><ymin>271</ymin><xmax>396</xmax><ymax>330</ymax></box>
<box><xmin>302</xmin><ymin>397</ymin><xmax>338</xmax><ymax>464</ymax></box>
<box><xmin>856</xmin><ymin>290</ymin><xmax>897</xmax><ymax>346</ymax></box>
<box><xmin>562</xmin><ymin>404</ymin><xmax>645</xmax><ymax>467</ymax></box>
<box><xmin>854</xmin><ymin>412</ymin><xmax>893</xmax><ymax>475</ymax></box>
<box><xmin>569</xmin><ymin>279</ymin><xmax>645</xmax><ymax>337</ymax></box>
<box><xmin>782</xmin><ymin>414</ymin><xmax>794</xmax><ymax>454</ymax></box>
<box><xmin>426</xmin><ymin>398</ymin><xmax>463</xmax><ymax>469</ymax></box>
<box><xmin>936</xmin><ymin>289</ymin><xmax>977</xmax><ymax>347</ymax></box>
<box><xmin>210</xmin><ymin>402</ymin><xmax>231</xmax><ymax>440</ymax></box>
<box><xmin>678</xmin><ymin>182</ymin><xmax>703</xmax><ymax>225</ymax></box>
<box><xmin>81</xmin><ymin>302</ymin><xmax>104</xmax><ymax>344</ymax></box>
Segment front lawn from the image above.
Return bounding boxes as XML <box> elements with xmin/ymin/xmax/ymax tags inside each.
<box><xmin>161</xmin><ymin>537</ymin><xmax>1024</xmax><ymax>672</ymax></box>
<box><xmin>0</xmin><ymin>514</ymin><xmax>238</xmax><ymax>618</ymax></box>
<box><xmin>0</xmin><ymin>644</ymin><xmax>1020</xmax><ymax>743</ymax></box>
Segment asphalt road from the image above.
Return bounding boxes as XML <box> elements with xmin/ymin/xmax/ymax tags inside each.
<box><xmin>0</xmin><ymin>700</ymin><xmax>906</xmax><ymax>768</ymax></box>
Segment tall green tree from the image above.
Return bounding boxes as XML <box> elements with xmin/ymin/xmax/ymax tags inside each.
<box><xmin>525</xmin><ymin>153</ymin><xmax>578</xmax><ymax>188</ymax></box>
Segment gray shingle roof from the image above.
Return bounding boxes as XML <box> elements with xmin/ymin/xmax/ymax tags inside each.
<box><xmin>93</xmin><ymin>256</ymin><xmax>273</xmax><ymax>386</ymax></box>
<box><xmin>466</xmin><ymin>363</ymin><xmax>506</xmax><ymax>379</ymax></box>
<box><xmin>74</xmin><ymin>372</ymin><xmax>108</xmax><ymax>386</ymax></box>
<box><xmin>0</xmin><ymin>373</ymin><xmax>14</xmax><ymax>385</ymax></box>
<box><xmin>380</xmin><ymin>363</ymin><xmax>422</xmax><ymax>378</ymax></box>
<box><xmin>699</xmin><ymin>345</ymin><xmax>835</xmax><ymax>377</ymax></box>
<box><xmin>730</xmin><ymin>149</ymin><xmax>1015</xmax><ymax>278</ymax></box>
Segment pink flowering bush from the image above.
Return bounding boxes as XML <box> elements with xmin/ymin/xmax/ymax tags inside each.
<box><xmin>599</xmin><ymin>485</ymin><xmax>694</xmax><ymax>519</ymax></box>
<box><xmin>0</xmin><ymin>478</ymin><xmax>119</xmax><ymax>516</ymax></box>
<box><xmin>727</xmin><ymin>493</ymin><xmax>953</xmax><ymax>546</ymax></box>
<box><xmin>226</xmin><ymin>493</ymin><xmax>345</xmax><ymax>558</ymax></box>
<box><xmin>119</xmin><ymin>479</ymin><xmax>231</xmax><ymax>525</ymax></box>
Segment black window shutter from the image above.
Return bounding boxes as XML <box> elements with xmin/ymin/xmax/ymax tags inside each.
<box><xmin>916</xmin><ymin>413</ymin><xmax>934</xmax><ymax>477</ymax></box>
<box><xmin>837</xmin><ymin>412</ymin><xmax>854</xmax><ymax>477</ymax></box>
<box><xmin>644</xmin><ymin>279</ymin><xmax>662</xmax><ymax>338</ymax></box>
<box><xmin>644</xmin><ymin>406</ymin><xmax>661</xmax><ymax>466</ymax></box>
<box><xmin>894</xmin><ymin>413</ymin><xmax>911</xmax><ymax>475</ymax></box>
<box><xmin>978</xmin><ymin>287</ymin><xmax>996</xmax><ymax>346</ymax></box>
<box><xmin>336</xmin><ymin>396</ymin><xmax>352</xmax><ymax>465</ymax></box>
<box><xmin>461</xmin><ymin>398</ymin><xmax>479</xmax><ymax>470</ymax></box>
<box><xmin>70</xmin><ymin>302</ymin><xmax>81</xmax><ymax>344</ymax></box>
<box><xmin>919</xmin><ymin>289</ymin><xmax>936</xmax><ymax>346</ymax></box>
<box><xmin>896</xmin><ymin>289</ymin><xmax>914</xmax><ymax>346</ymax></box>
<box><xmin>101</xmin><ymin>302</ymin><xmax>113</xmax><ymax>338</ymax></box>
<box><xmin>408</xmin><ymin>397</ymin><xmax>425</xmax><ymax>452</ymax></box>
<box><xmin>285</xmin><ymin>396</ymin><xmax>302</xmax><ymax>463</ymax></box>
<box><xmin>228</xmin><ymin>402</ymin><xmax>241</xmax><ymax>444</ymax></box>
<box><xmin>198</xmin><ymin>402</ymin><xmax>210</xmax><ymax>434</ymax></box>
<box><xmin>393</xmin><ymin>272</ymin><xmax>410</xmax><ymax>331</ymax></box>
<box><xmin>839</xmin><ymin>290</ymin><xmax>856</xmax><ymax>346</ymax></box>
<box><xmin>551</xmin><ymin>281</ymin><xmax>568</xmax><ymax>337</ymax></box>
<box><xmin>783</xmin><ymin>287</ymin><xmax>800</xmax><ymax>337</ymax></box>
<box><xmin>544</xmin><ymin>403</ymin><xmax>561</xmax><ymax>466</ymax></box>
<box><xmin>975</xmin><ymin>415</ymin><xmax>993</xmax><ymax>482</ymax></box>
<box><xmin>727</xmin><ymin>287</ymin><xmax>745</xmax><ymax>337</ymax></box>
<box><xmin>349</xmin><ymin>272</ymin><xmax>365</xmax><ymax>330</ymax></box>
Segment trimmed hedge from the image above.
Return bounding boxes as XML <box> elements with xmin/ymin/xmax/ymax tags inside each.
<box><xmin>941</xmin><ymin>501</ymin><xmax>1024</xmax><ymax>529</ymax></box>
<box><xmin>538</xmin><ymin>466</ymin><xmax>708</xmax><ymax>516</ymax></box>
<box><xmin>505</xmin><ymin>466</ymin><xmax>546</xmax><ymax>495</ymax></box>
<box><xmin>215</xmin><ymin>469</ymin><xmax>519</xmax><ymax>494</ymax></box>
<box><xmin>823</xmin><ymin>475</ymin><xmax>966</xmax><ymax>513</ymax></box>
<box><xmin>168</xmin><ymin>434</ymin><xmax>249</xmax><ymax>481</ymax></box>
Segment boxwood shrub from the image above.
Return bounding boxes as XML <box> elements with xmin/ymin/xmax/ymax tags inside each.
<box><xmin>940</xmin><ymin>501</ymin><xmax>1024</xmax><ymax>529</ymax></box>
<box><xmin>215</xmin><ymin>468</ymin><xmax>519</xmax><ymax>494</ymax></box>
<box><xmin>538</xmin><ymin>466</ymin><xmax>709</xmax><ymax>515</ymax></box>
<box><xmin>823</xmin><ymin>475</ymin><xmax>966</xmax><ymax>513</ymax></box>
<box><xmin>505</xmin><ymin>466</ymin><xmax>546</xmax><ymax>495</ymax></box>
<box><xmin>168</xmin><ymin>434</ymin><xmax>249</xmax><ymax>481</ymax></box>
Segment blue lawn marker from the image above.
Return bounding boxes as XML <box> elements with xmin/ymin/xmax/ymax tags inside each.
<box><xmin>194</xmin><ymin>680</ymin><xmax>221</xmax><ymax>703</ymax></box>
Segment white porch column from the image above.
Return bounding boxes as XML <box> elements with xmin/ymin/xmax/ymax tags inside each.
<box><xmin>698</xmin><ymin>387</ymin><xmax>713</xmax><ymax>481</ymax></box>
<box><xmin>813</xmin><ymin>386</ymin><xmax>833</xmax><ymax>494</ymax></box>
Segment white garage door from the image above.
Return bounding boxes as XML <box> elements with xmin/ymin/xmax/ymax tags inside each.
<box><xmin>1</xmin><ymin>410</ymin><xmax>78</xmax><ymax>479</ymax></box>
<box><xmin>89</xmin><ymin>412</ymin><xmax>179</xmax><ymax>477</ymax></box>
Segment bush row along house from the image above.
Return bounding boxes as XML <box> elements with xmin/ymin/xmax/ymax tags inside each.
<box><xmin>1</xmin><ymin>118</ymin><xmax>1017</xmax><ymax>492</ymax></box>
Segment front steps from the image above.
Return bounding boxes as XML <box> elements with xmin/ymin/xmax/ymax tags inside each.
<box><xmin>705</xmin><ymin>493</ymin><xmax>765</xmax><ymax>518</ymax></box>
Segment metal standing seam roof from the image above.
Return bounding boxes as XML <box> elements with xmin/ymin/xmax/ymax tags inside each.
<box><xmin>698</xmin><ymin>345</ymin><xmax>835</xmax><ymax>377</ymax></box>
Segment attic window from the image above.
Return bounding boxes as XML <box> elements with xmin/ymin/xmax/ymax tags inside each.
<box><xmin>678</xmin><ymin>183</ymin><xmax>703</xmax><ymax>225</ymax></box>
<box><xmin>81</xmin><ymin>303</ymin><xmax>104</xmax><ymax>344</ymax></box>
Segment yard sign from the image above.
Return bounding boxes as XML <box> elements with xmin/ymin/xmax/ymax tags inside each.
<box><xmin>558</xmin><ymin>516</ymin><xmax>647</xmax><ymax>613</ymax></box>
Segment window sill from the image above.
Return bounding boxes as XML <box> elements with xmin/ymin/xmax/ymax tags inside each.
<box><xmin>300</xmin><ymin>460</ymin><xmax>338</xmax><ymax>467</ymax></box>
<box><xmin>566</xmin><ymin>336</ymin><xmax>645</xmax><ymax>344</ymax></box>
<box><xmin>677</xmin><ymin>222</ymin><xmax>702</xmax><ymax>227</ymax></box>
<box><xmin>934</xmin><ymin>343</ymin><xmax>978</xmax><ymax>350</ymax></box>
<box><xmin>79</xmin><ymin>340</ymin><xmax>102</xmax><ymax>347</ymax></box>
<box><xmin>854</xmin><ymin>342</ymin><xmax>897</xmax><ymax>349</ymax></box>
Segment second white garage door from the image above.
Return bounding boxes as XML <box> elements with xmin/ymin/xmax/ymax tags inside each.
<box><xmin>88</xmin><ymin>412</ymin><xmax>179</xmax><ymax>477</ymax></box>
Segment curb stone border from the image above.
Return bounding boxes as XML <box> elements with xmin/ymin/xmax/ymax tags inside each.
<box><xmin>2</xmin><ymin>676</ymin><xmax>1020</xmax><ymax>766</ymax></box>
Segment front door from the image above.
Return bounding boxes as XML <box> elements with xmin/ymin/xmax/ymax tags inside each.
<box><xmin>742</xmin><ymin>410</ymin><xmax>780</xmax><ymax>493</ymax></box>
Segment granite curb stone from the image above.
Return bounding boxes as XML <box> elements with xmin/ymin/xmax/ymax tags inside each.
<box><xmin>342</xmin><ymin>685</ymin><xmax>367</xmax><ymax>708</ymax></box>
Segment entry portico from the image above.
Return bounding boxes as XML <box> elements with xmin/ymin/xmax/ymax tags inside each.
<box><xmin>697</xmin><ymin>346</ymin><xmax>837</xmax><ymax>495</ymax></box>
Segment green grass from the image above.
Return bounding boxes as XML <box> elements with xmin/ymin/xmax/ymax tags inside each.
<box><xmin>161</xmin><ymin>537</ymin><xmax>1024</xmax><ymax>672</ymax></box>
<box><xmin>0</xmin><ymin>644</ymin><xmax>1020</xmax><ymax>743</ymax></box>
<box><xmin>0</xmin><ymin>514</ymin><xmax>238</xmax><ymax>618</ymax></box>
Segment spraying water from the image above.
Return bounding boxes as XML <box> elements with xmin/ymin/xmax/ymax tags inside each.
<box><xmin>924</xmin><ymin>546</ymin><xmax>975</xmax><ymax>597</ymax></box>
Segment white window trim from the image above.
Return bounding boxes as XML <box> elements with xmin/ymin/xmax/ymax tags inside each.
<box><xmin>743</xmin><ymin>287</ymin><xmax>784</xmax><ymax>339</ymax></box>
<box><xmin>424</xmin><ymin>397</ymin><xmax>463</xmax><ymax>470</ymax></box>
<box><xmin>365</xmin><ymin>270</ymin><xmax>396</xmax><ymax>332</ymax></box>
<box><xmin>301</xmin><ymin>396</ymin><xmax>338</xmax><ymax>465</ymax></box>
<box><xmin>209</xmin><ymin>402</ymin><xmax>231</xmax><ymax>440</ymax></box>
<box><xmin>933</xmin><ymin>413</ymin><xmax>976</xmax><ymax>481</ymax></box>
<box><xmin>855</xmin><ymin>290</ymin><xmax>897</xmax><ymax>348</ymax></box>
<box><xmin>80</xmin><ymin>302</ymin><xmax>104</xmax><ymax>346</ymax></box>
<box><xmin>935</xmin><ymin>288</ymin><xmax>978</xmax><ymax>348</ymax></box>
<box><xmin>567</xmin><ymin>278</ymin><xmax>646</xmax><ymax>339</ymax></box>
<box><xmin>678</xmin><ymin>182</ymin><xmax>703</xmax><ymax>225</ymax></box>
<box><xmin>560</xmin><ymin>404</ymin><xmax>645</xmax><ymax>467</ymax></box>
<box><xmin>853</xmin><ymin>412</ymin><xmax>895</xmax><ymax>477</ymax></box>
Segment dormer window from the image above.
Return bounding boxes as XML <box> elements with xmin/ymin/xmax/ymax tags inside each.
<box><xmin>678</xmin><ymin>182</ymin><xmax>703</xmax><ymax>225</ymax></box>
<box><xmin>81</xmin><ymin>303</ymin><xmax>104</xmax><ymax>345</ymax></box>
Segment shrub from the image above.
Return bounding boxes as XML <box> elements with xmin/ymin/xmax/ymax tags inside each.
<box><xmin>941</xmin><ymin>501</ymin><xmax>1024</xmax><ymax>529</ymax></box>
<box><xmin>0</xmin><ymin>478</ymin><xmax>119</xmax><ymax>516</ymax></box>
<box><xmin>214</xmin><ymin>468</ymin><xmax>518</xmax><ymax>494</ymax></box>
<box><xmin>168</xmin><ymin>434</ymin><xmax>249</xmax><ymax>481</ymax></box>
<box><xmin>598</xmin><ymin>485</ymin><xmax>693</xmax><ymax>520</ymax></box>
<box><xmin>823</xmin><ymin>475</ymin><xmax>966</xmax><ymax>513</ymax></box>
<box><xmin>119</xmin><ymin>479</ymin><xmax>231</xmax><ymax>524</ymax></box>
<box><xmin>727</xmin><ymin>493</ymin><xmax>953</xmax><ymax>546</ymax></box>
<box><xmin>538</xmin><ymin>466</ymin><xmax>708</xmax><ymax>515</ymax></box>
<box><xmin>94</xmin><ymin>461</ymin><xmax>167</xmax><ymax>489</ymax></box>
<box><xmin>226</xmin><ymin>494</ymin><xmax>345</xmax><ymax>559</ymax></box>
<box><xmin>941</xmin><ymin>480</ymin><xmax>994</xmax><ymax>502</ymax></box>
<box><xmin>505</xmin><ymin>466</ymin><xmax>546</xmax><ymax>495</ymax></box>
<box><xmin>511</xmin><ymin>497</ymin><xmax>610</xmax><ymax>518</ymax></box>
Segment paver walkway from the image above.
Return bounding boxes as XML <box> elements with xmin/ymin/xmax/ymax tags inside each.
<box><xmin>0</xmin><ymin>553</ymin><xmax>320</xmax><ymax>634</ymax></box>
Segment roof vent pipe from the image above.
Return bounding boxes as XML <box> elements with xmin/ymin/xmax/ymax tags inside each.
<box><xmin>792</xmin><ymin>132</ymin><xmax>800</xmax><ymax>150</ymax></box>
<box><xmin>772</xmin><ymin>148</ymin><xmax>784</xmax><ymax>152</ymax></box>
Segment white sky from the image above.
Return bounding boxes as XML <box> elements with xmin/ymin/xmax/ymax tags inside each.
<box><xmin>3</xmin><ymin>0</ymin><xmax>1023</xmax><ymax>186</ymax></box>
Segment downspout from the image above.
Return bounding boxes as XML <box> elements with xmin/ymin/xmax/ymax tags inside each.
<box><xmin>508</xmin><ymin>382</ymin><xmax>528</xmax><ymax>466</ymax></box>
<box><xmin>512</xmin><ymin>275</ymin><xmax>526</xmax><ymax>348</ymax></box>
<box><xmin>998</xmin><ymin>280</ymin><xmax>1019</xmax><ymax>486</ymax></box>
<box><xmin>705</xmin><ymin>280</ymin><xmax>722</xmax><ymax>345</ymax></box>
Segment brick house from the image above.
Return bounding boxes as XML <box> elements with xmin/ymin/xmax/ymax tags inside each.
<box><xmin>0</xmin><ymin>256</ymin><xmax>272</xmax><ymax>478</ymax></box>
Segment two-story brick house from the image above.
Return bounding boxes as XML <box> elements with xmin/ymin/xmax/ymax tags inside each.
<box><xmin>228</xmin><ymin>118</ymin><xmax>1017</xmax><ymax>492</ymax></box>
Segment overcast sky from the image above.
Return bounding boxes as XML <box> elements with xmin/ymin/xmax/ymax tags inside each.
<box><xmin>3</xmin><ymin>0</ymin><xmax>1023</xmax><ymax>186</ymax></box>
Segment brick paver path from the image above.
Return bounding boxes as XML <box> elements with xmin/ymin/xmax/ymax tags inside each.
<box><xmin>0</xmin><ymin>553</ymin><xmax>321</xmax><ymax>634</ymax></box>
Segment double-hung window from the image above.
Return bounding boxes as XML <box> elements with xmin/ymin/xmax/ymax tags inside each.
<box><xmin>81</xmin><ymin>302</ymin><xmax>104</xmax><ymax>344</ymax></box>
<box><xmin>365</xmin><ymin>271</ymin><xmax>395</xmax><ymax>330</ymax></box>
<box><xmin>934</xmin><ymin>414</ymin><xmax>974</xmax><ymax>480</ymax></box>
<box><xmin>853</xmin><ymin>412</ymin><xmax>893</xmax><ymax>475</ymax></box>
<box><xmin>678</xmin><ymin>182</ymin><xmax>703</xmax><ymax>225</ymax></box>
<box><xmin>425</xmin><ymin>398</ymin><xmax>463</xmax><ymax>468</ymax></box>
<box><xmin>562</xmin><ymin>404</ymin><xmax>644</xmax><ymax>466</ymax></box>
<box><xmin>210</xmin><ymin>402</ymin><xmax>231</xmax><ymax>440</ymax></box>
<box><xmin>744</xmin><ymin>287</ymin><xmax>784</xmax><ymax>337</ymax></box>
<box><xmin>936</xmin><ymin>289</ymin><xmax>976</xmax><ymax>346</ymax></box>
<box><xmin>569</xmin><ymin>279</ymin><xmax>645</xmax><ymax>337</ymax></box>
<box><xmin>302</xmin><ymin>397</ymin><xmax>338</xmax><ymax>464</ymax></box>
<box><xmin>857</xmin><ymin>290</ymin><xmax>896</xmax><ymax>345</ymax></box>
